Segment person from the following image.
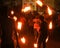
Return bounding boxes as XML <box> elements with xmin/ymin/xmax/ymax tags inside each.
<box><xmin>33</xmin><ymin>15</ymin><xmax>41</xmax><ymax>43</ymax></box>
<box><xmin>38</xmin><ymin>15</ymin><xmax>48</xmax><ymax>48</ymax></box>
<box><xmin>0</xmin><ymin>6</ymin><xmax>14</xmax><ymax>48</ymax></box>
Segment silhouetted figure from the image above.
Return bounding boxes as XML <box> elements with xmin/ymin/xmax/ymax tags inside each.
<box><xmin>38</xmin><ymin>16</ymin><xmax>48</xmax><ymax>48</ymax></box>
<box><xmin>0</xmin><ymin>6</ymin><xmax>14</xmax><ymax>48</ymax></box>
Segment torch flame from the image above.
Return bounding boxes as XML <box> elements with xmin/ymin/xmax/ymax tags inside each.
<box><xmin>22</xmin><ymin>6</ymin><xmax>31</xmax><ymax>12</ymax></box>
<box><xmin>46</xmin><ymin>37</ymin><xmax>49</xmax><ymax>43</ymax></box>
<box><xmin>17</xmin><ymin>22</ymin><xmax>22</xmax><ymax>30</ymax></box>
<box><xmin>36</xmin><ymin>0</ymin><xmax>43</xmax><ymax>7</ymax></box>
<box><xmin>11</xmin><ymin>10</ymin><xmax>14</xmax><ymax>15</ymax></box>
<box><xmin>13</xmin><ymin>16</ymin><xmax>17</xmax><ymax>21</ymax></box>
<box><xmin>34</xmin><ymin>43</ymin><xmax>38</xmax><ymax>48</ymax></box>
<box><xmin>21</xmin><ymin>37</ymin><xmax>26</xmax><ymax>44</ymax></box>
<box><xmin>47</xmin><ymin>7</ymin><xmax>52</xmax><ymax>16</ymax></box>
<box><xmin>49</xmin><ymin>21</ymin><xmax>52</xmax><ymax>29</ymax></box>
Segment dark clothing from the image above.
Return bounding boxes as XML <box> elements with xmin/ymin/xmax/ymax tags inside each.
<box><xmin>38</xmin><ymin>21</ymin><xmax>48</xmax><ymax>48</ymax></box>
<box><xmin>0</xmin><ymin>6</ymin><xmax>14</xmax><ymax>48</ymax></box>
<box><xmin>40</xmin><ymin>21</ymin><xmax>48</xmax><ymax>37</ymax></box>
<box><xmin>1</xmin><ymin>18</ymin><xmax>14</xmax><ymax>48</ymax></box>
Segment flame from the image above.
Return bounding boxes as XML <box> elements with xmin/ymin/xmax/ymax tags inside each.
<box><xmin>46</xmin><ymin>37</ymin><xmax>49</xmax><ymax>43</ymax></box>
<box><xmin>47</xmin><ymin>7</ymin><xmax>52</xmax><ymax>15</ymax></box>
<box><xmin>11</xmin><ymin>10</ymin><xmax>14</xmax><ymax>15</ymax></box>
<box><xmin>21</xmin><ymin>37</ymin><xmax>26</xmax><ymax>44</ymax></box>
<box><xmin>22</xmin><ymin>6</ymin><xmax>31</xmax><ymax>12</ymax></box>
<box><xmin>36</xmin><ymin>0</ymin><xmax>43</xmax><ymax>7</ymax></box>
<box><xmin>13</xmin><ymin>16</ymin><xmax>17</xmax><ymax>21</ymax></box>
<box><xmin>49</xmin><ymin>21</ymin><xmax>52</xmax><ymax>29</ymax></box>
<box><xmin>34</xmin><ymin>43</ymin><xmax>38</xmax><ymax>48</ymax></box>
<box><xmin>17</xmin><ymin>22</ymin><xmax>22</xmax><ymax>30</ymax></box>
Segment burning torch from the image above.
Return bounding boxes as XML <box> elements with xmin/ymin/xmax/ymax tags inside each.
<box><xmin>47</xmin><ymin>6</ymin><xmax>52</xmax><ymax>16</ymax></box>
<box><xmin>34</xmin><ymin>43</ymin><xmax>38</xmax><ymax>48</ymax></box>
<box><xmin>17</xmin><ymin>22</ymin><xmax>22</xmax><ymax>30</ymax></box>
<box><xmin>49</xmin><ymin>21</ymin><xmax>53</xmax><ymax>38</ymax></box>
<box><xmin>15</xmin><ymin>21</ymin><xmax>22</xmax><ymax>48</ymax></box>
<box><xmin>21</xmin><ymin>37</ymin><xmax>26</xmax><ymax>44</ymax></box>
<box><xmin>36</xmin><ymin>0</ymin><xmax>43</xmax><ymax>7</ymax></box>
<box><xmin>11</xmin><ymin>10</ymin><xmax>14</xmax><ymax>15</ymax></box>
<box><xmin>49</xmin><ymin>21</ymin><xmax>52</xmax><ymax>30</ymax></box>
<box><xmin>22</xmin><ymin>6</ymin><xmax>31</xmax><ymax>13</ymax></box>
<box><xmin>13</xmin><ymin>16</ymin><xmax>17</xmax><ymax>21</ymax></box>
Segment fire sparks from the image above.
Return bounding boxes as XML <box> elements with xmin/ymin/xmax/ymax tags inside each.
<box><xmin>36</xmin><ymin>0</ymin><xmax>43</xmax><ymax>7</ymax></box>
<box><xmin>22</xmin><ymin>6</ymin><xmax>31</xmax><ymax>12</ymax></box>
<box><xmin>49</xmin><ymin>21</ymin><xmax>52</xmax><ymax>29</ymax></box>
<box><xmin>47</xmin><ymin>6</ymin><xmax>52</xmax><ymax>16</ymax></box>
<box><xmin>17</xmin><ymin>22</ymin><xmax>22</xmax><ymax>30</ymax></box>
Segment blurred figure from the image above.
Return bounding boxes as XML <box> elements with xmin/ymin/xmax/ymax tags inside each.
<box><xmin>0</xmin><ymin>6</ymin><xmax>14</xmax><ymax>48</ymax></box>
<box><xmin>38</xmin><ymin>16</ymin><xmax>48</xmax><ymax>48</ymax></box>
<box><xmin>33</xmin><ymin>22</ymin><xmax>40</xmax><ymax>43</ymax></box>
<box><xmin>33</xmin><ymin>15</ymin><xmax>41</xmax><ymax>43</ymax></box>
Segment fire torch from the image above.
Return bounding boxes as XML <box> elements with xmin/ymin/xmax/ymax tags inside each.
<box><xmin>47</xmin><ymin>6</ymin><xmax>52</xmax><ymax>16</ymax></box>
<box><xmin>22</xmin><ymin>6</ymin><xmax>31</xmax><ymax>13</ymax></box>
<box><xmin>36</xmin><ymin>0</ymin><xmax>43</xmax><ymax>7</ymax></box>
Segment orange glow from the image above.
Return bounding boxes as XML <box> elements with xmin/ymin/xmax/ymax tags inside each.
<box><xmin>11</xmin><ymin>10</ymin><xmax>14</xmax><ymax>15</ymax></box>
<box><xmin>47</xmin><ymin>6</ymin><xmax>52</xmax><ymax>16</ymax></box>
<box><xmin>36</xmin><ymin>0</ymin><xmax>43</xmax><ymax>7</ymax></box>
<box><xmin>21</xmin><ymin>37</ymin><xmax>26</xmax><ymax>44</ymax></box>
<box><xmin>34</xmin><ymin>23</ymin><xmax>40</xmax><ymax>29</ymax></box>
<box><xmin>17</xmin><ymin>22</ymin><xmax>22</xmax><ymax>30</ymax></box>
<box><xmin>34</xmin><ymin>43</ymin><xmax>38</xmax><ymax>48</ymax></box>
<box><xmin>46</xmin><ymin>37</ymin><xmax>49</xmax><ymax>43</ymax></box>
<box><xmin>17</xmin><ymin>32</ymin><xmax>19</xmax><ymax>36</ymax></box>
<box><xmin>13</xmin><ymin>16</ymin><xmax>17</xmax><ymax>21</ymax></box>
<box><xmin>22</xmin><ymin>6</ymin><xmax>31</xmax><ymax>12</ymax></box>
<box><xmin>49</xmin><ymin>21</ymin><xmax>52</xmax><ymax>29</ymax></box>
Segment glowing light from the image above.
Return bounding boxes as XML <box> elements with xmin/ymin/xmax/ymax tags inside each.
<box><xmin>47</xmin><ymin>7</ymin><xmax>52</xmax><ymax>15</ymax></box>
<box><xmin>21</xmin><ymin>37</ymin><xmax>26</xmax><ymax>44</ymax></box>
<box><xmin>36</xmin><ymin>0</ymin><xmax>43</xmax><ymax>7</ymax></box>
<box><xmin>17</xmin><ymin>32</ymin><xmax>19</xmax><ymax>37</ymax></box>
<box><xmin>34</xmin><ymin>43</ymin><xmax>38</xmax><ymax>48</ymax></box>
<box><xmin>8</xmin><ymin>16</ymin><xmax>10</xmax><ymax>18</ymax></box>
<box><xmin>34</xmin><ymin>23</ymin><xmax>40</xmax><ymax>30</ymax></box>
<box><xmin>13</xmin><ymin>16</ymin><xmax>17</xmax><ymax>21</ymax></box>
<box><xmin>17</xmin><ymin>22</ymin><xmax>22</xmax><ymax>30</ymax></box>
<box><xmin>49</xmin><ymin>21</ymin><xmax>52</xmax><ymax>29</ymax></box>
<box><xmin>11</xmin><ymin>10</ymin><xmax>14</xmax><ymax>15</ymax></box>
<box><xmin>46</xmin><ymin>37</ymin><xmax>49</xmax><ymax>43</ymax></box>
<box><xmin>22</xmin><ymin>6</ymin><xmax>31</xmax><ymax>12</ymax></box>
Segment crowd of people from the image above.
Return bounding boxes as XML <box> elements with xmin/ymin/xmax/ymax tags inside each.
<box><xmin>0</xmin><ymin>6</ymin><xmax>60</xmax><ymax>48</ymax></box>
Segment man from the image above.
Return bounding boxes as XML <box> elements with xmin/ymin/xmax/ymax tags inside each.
<box><xmin>38</xmin><ymin>16</ymin><xmax>48</xmax><ymax>48</ymax></box>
